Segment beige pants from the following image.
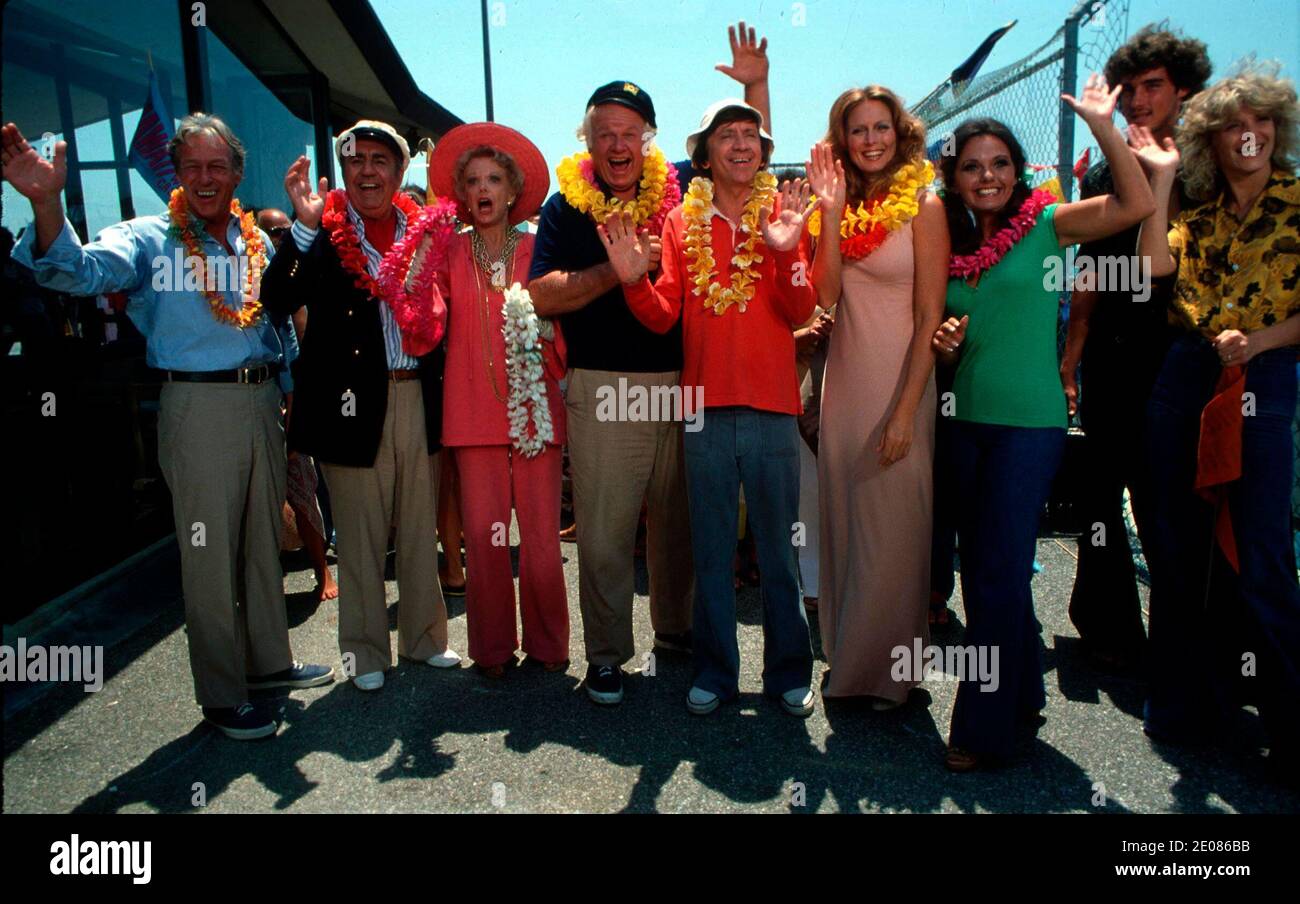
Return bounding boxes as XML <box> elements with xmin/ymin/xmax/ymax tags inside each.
<box><xmin>565</xmin><ymin>368</ymin><xmax>694</xmax><ymax>667</ymax></box>
<box><xmin>321</xmin><ymin>380</ymin><xmax>448</xmax><ymax>677</ymax></box>
<box><xmin>158</xmin><ymin>380</ymin><xmax>293</xmax><ymax>708</ymax></box>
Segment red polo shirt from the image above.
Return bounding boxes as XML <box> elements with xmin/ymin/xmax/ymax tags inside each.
<box><xmin>622</xmin><ymin>204</ymin><xmax>815</xmax><ymax>415</ymax></box>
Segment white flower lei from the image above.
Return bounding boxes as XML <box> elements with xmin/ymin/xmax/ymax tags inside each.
<box><xmin>501</xmin><ymin>283</ymin><xmax>554</xmax><ymax>457</ymax></box>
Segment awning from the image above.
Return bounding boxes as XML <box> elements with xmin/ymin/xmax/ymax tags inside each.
<box><xmin>212</xmin><ymin>0</ymin><xmax>463</xmax><ymax>145</ymax></box>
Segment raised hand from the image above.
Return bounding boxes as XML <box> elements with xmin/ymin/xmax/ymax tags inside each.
<box><xmin>596</xmin><ymin>212</ymin><xmax>652</xmax><ymax>285</ymax></box>
<box><xmin>1128</xmin><ymin>124</ymin><xmax>1180</xmax><ymax>178</ymax></box>
<box><xmin>1062</xmin><ymin>73</ymin><xmax>1122</xmax><ymax>132</ymax></box>
<box><xmin>806</xmin><ymin>142</ymin><xmax>847</xmax><ymax>214</ymax></box>
<box><xmin>284</xmin><ymin>155</ymin><xmax>327</xmax><ymax>230</ymax></box>
<box><xmin>715</xmin><ymin>20</ymin><xmax>769</xmax><ymax>87</ymax></box>
<box><xmin>2</xmin><ymin>123</ymin><xmax>66</xmax><ymax>205</ymax></box>
<box><xmin>761</xmin><ymin>178</ymin><xmax>812</xmax><ymax>252</ymax></box>
<box><xmin>932</xmin><ymin>314</ymin><xmax>969</xmax><ymax>355</ymax></box>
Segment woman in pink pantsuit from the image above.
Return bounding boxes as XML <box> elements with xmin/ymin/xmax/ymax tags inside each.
<box><xmin>426</xmin><ymin>123</ymin><xmax>568</xmax><ymax>677</ymax></box>
<box><xmin>808</xmin><ymin>87</ymin><xmax>949</xmax><ymax>708</ymax></box>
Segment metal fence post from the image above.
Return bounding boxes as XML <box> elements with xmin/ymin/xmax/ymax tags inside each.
<box><xmin>1059</xmin><ymin>8</ymin><xmax>1081</xmax><ymax>201</ymax></box>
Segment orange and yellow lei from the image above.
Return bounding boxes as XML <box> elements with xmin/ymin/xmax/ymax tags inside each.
<box><xmin>167</xmin><ymin>187</ymin><xmax>266</xmax><ymax>328</ymax></box>
<box><xmin>682</xmin><ymin>171</ymin><xmax>778</xmax><ymax>316</ymax></box>
<box><xmin>808</xmin><ymin>160</ymin><xmax>933</xmax><ymax>260</ymax></box>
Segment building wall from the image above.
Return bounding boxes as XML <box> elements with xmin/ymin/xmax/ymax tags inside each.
<box><xmin>0</xmin><ymin>0</ymin><xmax>327</xmax><ymax>619</ymax></box>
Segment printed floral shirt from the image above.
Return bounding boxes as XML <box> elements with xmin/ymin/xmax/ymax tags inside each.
<box><xmin>1166</xmin><ymin>169</ymin><xmax>1300</xmax><ymax>336</ymax></box>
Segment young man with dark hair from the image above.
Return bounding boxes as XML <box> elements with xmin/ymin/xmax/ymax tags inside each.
<box><xmin>1058</xmin><ymin>24</ymin><xmax>1211</xmax><ymax>672</ymax></box>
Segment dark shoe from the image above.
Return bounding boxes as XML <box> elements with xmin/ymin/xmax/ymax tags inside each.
<box><xmin>527</xmin><ymin>656</ymin><xmax>570</xmax><ymax>672</ymax></box>
<box><xmin>246</xmin><ymin>661</ymin><xmax>335</xmax><ymax>690</ymax></box>
<box><xmin>440</xmin><ymin>581</ymin><xmax>467</xmax><ymax>597</ymax></box>
<box><xmin>585</xmin><ymin>664</ymin><xmax>624</xmax><ymax>705</ymax></box>
<box><xmin>654</xmin><ymin>631</ymin><xmax>693</xmax><ymax>654</ymax></box>
<box><xmin>202</xmin><ymin>703</ymin><xmax>277</xmax><ymax>740</ymax></box>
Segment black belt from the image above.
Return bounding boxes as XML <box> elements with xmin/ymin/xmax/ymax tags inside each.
<box><xmin>165</xmin><ymin>363</ymin><xmax>281</xmax><ymax>384</ymax></box>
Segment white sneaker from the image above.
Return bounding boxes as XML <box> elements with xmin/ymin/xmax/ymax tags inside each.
<box><xmin>352</xmin><ymin>671</ymin><xmax>385</xmax><ymax>691</ymax></box>
<box><xmin>686</xmin><ymin>686</ymin><xmax>720</xmax><ymax>715</ymax></box>
<box><xmin>780</xmin><ymin>687</ymin><xmax>814</xmax><ymax>717</ymax></box>
<box><xmin>425</xmin><ymin>648</ymin><xmax>462</xmax><ymax>669</ymax></box>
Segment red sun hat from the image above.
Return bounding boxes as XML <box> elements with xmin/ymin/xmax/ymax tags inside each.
<box><xmin>427</xmin><ymin>122</ymin><xmax>549</xmax><ymax>226</ymax></box>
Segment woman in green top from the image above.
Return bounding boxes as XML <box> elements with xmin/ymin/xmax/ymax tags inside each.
<box><xmin>930</xmin><ymin>74</ymin><xmax>1156</xmax><ymax>772</ymax></box>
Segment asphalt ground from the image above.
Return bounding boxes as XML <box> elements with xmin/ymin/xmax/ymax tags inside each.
<box><xmin>4</xmin><ymin>527</ymin><xmax>1297</xmax><ymax>814</ymax></box>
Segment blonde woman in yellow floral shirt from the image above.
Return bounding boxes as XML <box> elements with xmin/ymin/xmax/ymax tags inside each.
<box><xmin>1137</xmin><ymin>62</ymin><xmax>1300</xmax><ymax>781</ymax></box>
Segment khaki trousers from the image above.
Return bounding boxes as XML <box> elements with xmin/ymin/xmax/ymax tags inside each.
<box><xmin>565</xmin><ymin>368</ymin><xmax>694</xmax><ymax>667</ymax></box>
<box><xmin>158</xmin><ymin>380</ymin><xmax>293</xmax><ymax>708</ymax></box>
<box><xmin>321</xmin><ymin>380</ymin><xmax>448</xmax><ymax>677</ymax></box>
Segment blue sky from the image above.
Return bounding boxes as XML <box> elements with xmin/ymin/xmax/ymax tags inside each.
<box><xmin>379</xmin><ymin>0</ymin><xmax>1299</xmax><ymax>181</ymax></box>
<box><xmin>5</xmin><ymin>0</ymin><xmax>1294</xmax><ymax>237</ymax></box>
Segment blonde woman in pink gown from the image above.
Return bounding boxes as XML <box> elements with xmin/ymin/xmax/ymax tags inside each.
<box><xmin>807</xmin><ymin>86</ymin><xmax>949</xmax><ymax>708</ymax></box>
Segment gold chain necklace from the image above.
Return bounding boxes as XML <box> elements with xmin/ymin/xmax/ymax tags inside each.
<box><xmin>469</xmin><ymin>229</ymin><xmax>517</xmax><ymax>404</ymax></box>
<box><xmin>471</xmin><ymin>227</ymin><xmax>519</xmax><ymax>291</ymax></box>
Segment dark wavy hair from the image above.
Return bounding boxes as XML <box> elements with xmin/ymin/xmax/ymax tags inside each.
<box><xmin>938</xmin><ymin>118</ymin><xmax>1032</xmax><ymax>256</ymax></box>
<box><xmin>1104</xmin><ymin>23</ymin><xmax>1212</xmax><ymax>95</ymax></box>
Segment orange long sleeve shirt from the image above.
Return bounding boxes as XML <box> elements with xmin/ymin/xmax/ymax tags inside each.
<box><xmin>622</xmin><ymin>205</ymin><xmax>816</xmax><ymax>415</ymax></box>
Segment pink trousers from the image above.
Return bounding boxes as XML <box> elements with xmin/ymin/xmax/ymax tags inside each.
<box><xmin>454</xmin><ymin>444</ymin><xmax>568</xmax><ymax>666</ymax></box>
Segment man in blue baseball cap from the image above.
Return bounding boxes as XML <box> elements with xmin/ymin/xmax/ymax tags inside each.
<box><xmin>528</xmin><ymin>21</ymin><xmax>775</xmax><ymax>707</ymax></box>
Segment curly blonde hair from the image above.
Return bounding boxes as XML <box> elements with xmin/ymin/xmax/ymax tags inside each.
<box><xmin>1177</xmin><ymin>60</ymin><xmax>1299</xmax><ymax>200</ymax></box>
<box><xmin>824</xmin><ymin>86</ymin><xmax>926</xmax><ymax>206</ymax></box>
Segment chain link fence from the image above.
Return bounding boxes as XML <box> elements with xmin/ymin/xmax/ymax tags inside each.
<box><xmin>913</xmin><ymin>0</ymin><xmax>1130</xmax><ymax>200</ymax></box>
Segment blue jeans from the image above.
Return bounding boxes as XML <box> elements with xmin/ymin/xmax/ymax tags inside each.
<box><xmin>1144</xmin><ymin>335</ymin><xmax>1300</xmax><ymax>754</ymax></box>
<box><xmin>944</xmin><ymin>420</ymin><xmax>1066</xmax><ymax>758</ymax></box>
<box><xmin>683</xmin><ymin>407</ymin><xmax>812</xmax><ymax>699</ymax></box>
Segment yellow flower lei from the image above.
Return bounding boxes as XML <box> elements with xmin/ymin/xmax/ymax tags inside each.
<box><xmin>556</xmin><ymin>146</ymin><xmax>671</xmax><ymax>226</ymax></box>
<box><xmin>683</xmin><ymin>171</ymin><xmax>778</xmax><ymax>316</ymax></box>
<box><xmin>807</xmin><ymin>159</ymin><xmax>934</xmax><ymax>244</ymax></box>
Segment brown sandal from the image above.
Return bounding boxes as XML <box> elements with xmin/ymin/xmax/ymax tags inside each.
<box><xmin>944</xmin><ymin>746</ymin><xmax>982</xmax><ymax>773</ymax></box>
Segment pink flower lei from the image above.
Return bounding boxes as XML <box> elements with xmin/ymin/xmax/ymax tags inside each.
<box><xmin>376</xmin><ymin>196</ymin><xmax>459</xmax><ymax>356</ymax></box>
<box><xmin>948</xmin><ymin>189</ymin><xmax>1055</xmax><ymax>281</ymax></box>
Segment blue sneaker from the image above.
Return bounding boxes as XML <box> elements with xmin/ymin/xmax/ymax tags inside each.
<box><xmin>202</xmin><ymin>703</ymin><xmax>277</xmax><ymax>740</ymax></box>
<box><xmin>246</xmin><ymin>661</ymin><xmax>335</xmax><ymax>690</ymax></box>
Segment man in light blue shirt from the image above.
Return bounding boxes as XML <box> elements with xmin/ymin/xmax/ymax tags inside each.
<box><xmin>2</xmin><ymin>114</ymin><xmax>333</xmax><ymax>740</ymax></box>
